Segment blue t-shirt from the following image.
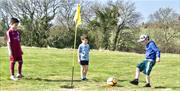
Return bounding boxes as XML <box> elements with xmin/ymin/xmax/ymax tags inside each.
<box><xmin>78</xmin><ymin>43</ymin><xmax>90</xmax><ymax>61</ymax></box>
<box><xmin>145</xmin><ymin>40</ymin><xmax>160</xmax><ymax>61</ymax></box>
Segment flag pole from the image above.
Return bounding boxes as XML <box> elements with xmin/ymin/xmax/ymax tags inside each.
<box><xmin>71</xmin><ymin>0</ymin><xmax>80</xmax><ymax>87</ymax></box>
<box><xmin>71</xmin><ymin>26</ymin><xmax>78</xmax><ymax>87</ymax></box>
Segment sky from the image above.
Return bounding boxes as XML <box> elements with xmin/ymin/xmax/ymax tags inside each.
<box><xmin>1</xmin><ymin>0</ymin><xmax>180</xmax><ymax>22</ymax></box>
<box><xmin>130</xmin><ymin>0</ymin><xmax>180</xmax><ymax>21</ymax></box>
<box><xmin>90</xmin><ymin>0</ymin><xmax>180</xmax><ymax>22</ymax></box>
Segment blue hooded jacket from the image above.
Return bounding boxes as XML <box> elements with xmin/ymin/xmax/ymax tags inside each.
<box><xmin>145</xmin><ymin>40</ymin><xmax>160</xmax><ymax>61</ymax></box>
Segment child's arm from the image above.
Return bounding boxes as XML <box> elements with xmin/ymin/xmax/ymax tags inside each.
<box><xmin>6</xmin><ymin>31</ymin><xmax>12</xmax><ymax>56</ymax></box>
<box><xmin>18</xmin><ymin>31</ymin><xmax>23</xmax><ymax>55</ymax></box>
<box><xmin>156</xmin><ymin>57</ymin><xmax>160</xmax><ymax>63</ymax></box>
<box><xmin>88</xmin><ymin>44</ymin><xmax>90</xmax><ymax>52</ymax></box>
<box><xmin>150</xmin><ymin>42</ymin><xmax>160</xmax><ymax>62</ymax></box>
<box><xmin>77</xmin><ymin>46</ymin><xmax>81</xmax><ymax>63</ymax></box>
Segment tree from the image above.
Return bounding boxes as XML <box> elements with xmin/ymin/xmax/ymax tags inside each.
<box><xmin>88</xmin><ymin>0</ymin><xmax>141</xmax><ymax>50</ymax></box>
<box><xmin>0</xmin><ymin>0</ymin><xmax>60</xmax><ymax>47</ymax></box>
<box><xmin>111</xmin><ymin>0</ymin><xmax>141</xmax><ymax>51</ymax></box>
<box><xmin>149</xmin><ymin>8</ymin><xmax>180</xmax><ymax>52</ymax></box>
<box><xmin>0</xmin><ymin>9</ymin><xmax>9</xmax><ymax>36</ymax></box>
<box><xmin>49</xmin><ymin>0</ymin><xmax>93</xmax><ymax>48</ymax></box>
<box><xmin>89</xmin><ymin>6</ymin><xmax>117</xmax><ymax>49</ymax></box>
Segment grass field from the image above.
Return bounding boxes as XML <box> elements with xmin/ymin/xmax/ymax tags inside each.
<box><xmin>0</xmin><ymin>47</ymin><xmax>180</xmax><ymax>91</ymax></box>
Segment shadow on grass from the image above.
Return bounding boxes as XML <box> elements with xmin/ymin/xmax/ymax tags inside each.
<box><xmin>24</xmin><ymin>77</ymin><xmax>81</xmax><ymax>82</ymax></box>
<box><xmin>101</xmin><ymin>84</ymin><xmax>124</xmax><ymax>88</ymax></box>
<box><xmin>118</xmin><ymin>80</ymin><xmax>129</xmax><ymax>82</ymax></box>
<box><xmin>154</xmin><ymin>86</ymin><xmax>167</xmax><ymax>89</ymax></box>
<box><xmin>91</xmin><ymin>79</ymin><xmax>129</xmax><ymax>83</ymax></box>
<box><xmin>45</xmin><ymin>79</ymin><xmax>81</xmax><ymax>82</ymax></box>
<box><xmin>118</xmin><ymin>79</ymin><xmax>146</xmax><ymax>84</ymax></box>
<box><xmin>60</xmin><ymin>85</ymin><xmax>75</xmax><ymax>89</ymax></box>
<box><xmin>116</xmin><ymin>84</ymin><xmax>124</xmax><ymax>87</ymax></box>
<box><xmin>154</xmin><ymin>86</ymin><xmax>180</xmax><ymax>89</ymax></box>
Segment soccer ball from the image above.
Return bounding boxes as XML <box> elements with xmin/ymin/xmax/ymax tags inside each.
<box><xmin>106</xmin><ymin>77</ymin><xmax>117</xmax><ymax>86</ymax></box>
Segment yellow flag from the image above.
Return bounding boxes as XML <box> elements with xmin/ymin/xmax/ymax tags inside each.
<box><xmin>74</xmin><ymin>4</ymin><xmax>81</xmax><ymax>27</ymax></box>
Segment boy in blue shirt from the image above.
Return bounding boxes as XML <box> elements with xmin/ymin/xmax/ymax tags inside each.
<box><xmin>130</xmin><ymin>34</ymin><xmax>160</xmax><ymax>87</ymax></box>
<box><xmin>78</xmin><ymin>35</ymin><xmax>90</xmax><ymax>80</ymax></box>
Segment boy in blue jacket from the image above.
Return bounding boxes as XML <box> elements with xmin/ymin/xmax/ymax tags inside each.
<box><xmin>130</xmin><ymin>34</ymin><xmax>160</xmax><ymax>87</ymax></box>
<box><xmin>78</xmin><ymin>35</ymin><xmax>90</xmax><ymax>80</ymax></box>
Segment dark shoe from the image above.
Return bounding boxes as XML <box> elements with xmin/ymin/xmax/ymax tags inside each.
<box><xmin>85</xmin><ymin>78</ymin><xmax>88</xmax><ymax>80</ymax></box>
<box><xmin>144</xmin><ymin>83</ymin><xmax>151</xmax><ymax>87</ymax></box>
<box><xmin>130</xmin><ymin>79</ymin><xmax>139</xmax><ymax>85</ymax></box>
<box><xmin>81</xmin><ymin>78</ymin><xmax>86</xmax><ymax>80</ymax></box>
<box><xmin>17</xmin><ymin>74</ymin><xmax>24</xmax><ymax>79</ymax></box>
<box><xmin>81</xmin><ymin>78</ymin><xmax>88</xmax><ymax>81</ymax></box>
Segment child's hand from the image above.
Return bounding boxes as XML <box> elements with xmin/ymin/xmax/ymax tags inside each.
<box><xmin>78</xmin><ymin>60</ymin><xmax>80</xmax><ymax>64</ymax></box>
<box><xmin>156</xmin><ymin>58</ymin><xmax>160</xmax><ymax>63</ymax></box>
<box><xmin>8</xmin><ymin>52</ymin><xmax>12</xmax><ymax>56</ymax></box>
<box><xmin>10</xmin><ymin>55</ymin><xmax>14</xmax><ymax>61</ymax></box>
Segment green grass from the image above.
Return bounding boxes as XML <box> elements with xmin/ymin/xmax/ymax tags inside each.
<box><xmin>0</xmin><ymin>47</ymin><xmax>180</xmax><ymax>91</ymax></box>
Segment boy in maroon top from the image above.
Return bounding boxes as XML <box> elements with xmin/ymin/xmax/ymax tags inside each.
<box><xmin>6</xmin><ymin>18</ymin><xmax>23</xmax><ymax>80</ymax></box>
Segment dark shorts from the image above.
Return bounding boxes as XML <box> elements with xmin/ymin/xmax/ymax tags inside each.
<box><xmin>10</xmin><ymin>56</ymin><xmax>23</xmax><ymax>62</ymax></box>
<box><xmin>80</xmin><ymin>61</ymin><xmax>89</xmax><ymax>65</ymax></box>
<box><xmin>137</xmin><ymin>59</ymin><xmax>156</xmax><ymax>76</ymax></box>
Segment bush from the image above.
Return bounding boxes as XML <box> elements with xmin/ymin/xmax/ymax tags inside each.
<box><xmin>0</xmin><ymin>37</ymin><xmax>6</xmax><ymax>47</ymax></box>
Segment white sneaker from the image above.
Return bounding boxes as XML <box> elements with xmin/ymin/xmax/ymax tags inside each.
<box><xmin>10</xmin><ymin>75</ymin><xmax>17</xmax><ymax>81</ymax></box>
